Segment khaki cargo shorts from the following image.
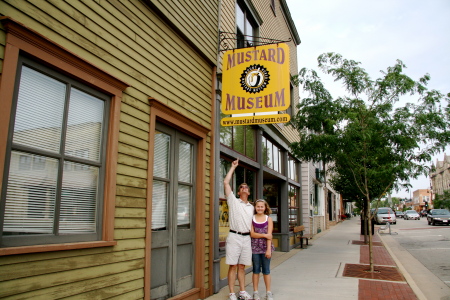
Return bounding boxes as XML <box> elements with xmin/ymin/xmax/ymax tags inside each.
<box><xmin>225</xmin><ymin>232</ymin><xmax>252</xmax><ymax>266</ymax></box>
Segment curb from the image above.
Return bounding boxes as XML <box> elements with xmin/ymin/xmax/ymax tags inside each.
<box><xmin>378</xmin><ymin>232</ymin><xmax>427</xmax><ymax>300</ymax></box>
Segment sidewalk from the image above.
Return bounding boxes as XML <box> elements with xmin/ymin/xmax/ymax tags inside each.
<box><xmin>206</xmin><ymin>217</ymin><xmax>450</xmax><ymax>300</ymax></box>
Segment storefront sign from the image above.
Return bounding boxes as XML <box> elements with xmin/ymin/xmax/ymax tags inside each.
<box><xmin>221</xmin><ymin>43</ymin><xmax>290</xmax><ymax>126</ymax></box>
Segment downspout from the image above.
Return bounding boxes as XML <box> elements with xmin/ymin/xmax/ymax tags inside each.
<box><xmin>212</xmin><ymin>0</ymin><xmax>223</xmax><ymax>294</ymax></box>
<box><xmin>209</xmin><ymin>65</ymin><xmax>217</xmax><ymax>297</ymax></box>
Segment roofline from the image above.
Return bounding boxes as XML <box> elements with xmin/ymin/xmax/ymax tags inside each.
<box><xmin>280</xmin><ymin>0</ymin><xmax>301</xmax><ymax>45</ymax></box>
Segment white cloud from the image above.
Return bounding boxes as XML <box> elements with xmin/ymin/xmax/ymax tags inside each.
<box><xmin>286</xmin><ymin>0</ymin><xmax>450</xmax><ymax>198</ymax></box>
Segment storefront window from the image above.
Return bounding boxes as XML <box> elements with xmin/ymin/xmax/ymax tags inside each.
<box><xmin>314</xmin><ymin>184</ymin><xmax>320</xmax><ymax>215</ymax></box>
<box><xmin>288</xmin><ymin>155</ymin><xmax>298</xmax><ymax>182</ymax></box>
<box><xmin>262</xmin><ymin>136</ymin><xmax>282</xmax><ymax>173</ymax></box>
<box><xmin>288</xmin><ymin>185</ymin><xmax>299</xmax><ymax>230</ymax></box>
<box><xmin>219</xmin><ymin>158</ymin><xmax>256</xmax><ymax>251</ymax></box>
<box><xmin>263</xmin><ymin>183</ymin><xmax>279</xmax><ymax>232</ymax></box>
<box><xmin>220</xmin><ymin>124</ymin><xmax>256</xmax><ymax>159</ymax></box>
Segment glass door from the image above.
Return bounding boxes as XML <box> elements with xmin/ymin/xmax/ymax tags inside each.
<box><xmin>150</xmin><ymin>123</ymin><xmax>197</xmax><ymax>299</ymax></box>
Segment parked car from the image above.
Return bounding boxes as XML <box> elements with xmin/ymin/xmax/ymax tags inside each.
<box><xmin>395</xmin><ymin>211</ymin><xmax>405</xmax><ymax>218</ymax></box>
<box><xmin>427</xmin><ymin>209</ymin><xmax>450</xmax><ymax>226</ymax></box>
<box><xmin>375</xmin><ymin>207</ymin><xmax>397</xmax><ymax>225</ymax></box>
<box><xmin>420</xmin><ymin>210</ymin><xmax>428</xmax><ymax>217</ymax></box>
<box><xmin>404</xmin><ymin>210</ymin><xmax>420</xmax><ymax>220</ymax></box>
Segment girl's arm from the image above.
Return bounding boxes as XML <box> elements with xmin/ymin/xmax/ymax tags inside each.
<box><xmin>251</xmin><ymin>230</ymin><xmax>272</xmax><ymax>239</ymax></box>
<box><xmin>251</xmin><ymin>224</ymin><xmax>271</xmax><ymax>239</ymax></box>
<box><xmin>250</xmin><ymin>223</ymin><xmax>256</xmax><ymax>238</ymax></box>
<box><xmin>265</xmin><ymin>217</ymin><xmax>274</xmax><ymax>258</ymax></box>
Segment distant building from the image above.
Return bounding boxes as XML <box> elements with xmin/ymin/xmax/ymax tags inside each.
<box><xmin>412</xmin><ymin>189</ymin><xmax>432</xmax><ymax>211</ymax></box>
<box><xmin>430</xmin><ymin>153</ymin><xmax>450</xmax><ymax>198</ymax></box>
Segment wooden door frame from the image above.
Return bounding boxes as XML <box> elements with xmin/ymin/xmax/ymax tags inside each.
<box><xmin>145</xmin><ymin>98</ymin><xmax>209</xmax><ymax>300</ymax></box>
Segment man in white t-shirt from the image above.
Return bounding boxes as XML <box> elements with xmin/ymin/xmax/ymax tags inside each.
<box><xmin>224</xmin><ymin>158</ymin><xmax>254</xmax><ymax>300</ymax></box>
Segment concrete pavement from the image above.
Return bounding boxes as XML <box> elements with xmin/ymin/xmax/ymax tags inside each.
<box><xmin>381</xmin><ymin>230</ymin><xmax>450</xmax><ymax>300</ymax></box>
<box><xmin>206</xmin><ymin>216</ymin><xmax>450</xmax><ymax>300</ymax></box>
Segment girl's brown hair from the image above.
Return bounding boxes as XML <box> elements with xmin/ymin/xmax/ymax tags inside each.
<box><xmin>254</xmin><ymin>199</ymin><xmax>272</xmax><ymax>215</ymax></box>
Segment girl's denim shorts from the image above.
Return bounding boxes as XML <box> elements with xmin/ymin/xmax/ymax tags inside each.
<box><xmin>252</xmin><ymin>253</ymin><xmax>271</xmax><ymax>275</ymax></box>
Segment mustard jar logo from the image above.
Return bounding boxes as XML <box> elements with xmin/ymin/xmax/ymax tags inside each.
<box><xmin>240</xmin><ymin>64</ymin><xmax>270</xmax><ymax>94</ymax></box>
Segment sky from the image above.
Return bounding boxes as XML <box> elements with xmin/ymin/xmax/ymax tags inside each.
<box><xmin>285</xmin><ymin>0</ymin><xmax>450</xmax><ymax>199</ymax></box>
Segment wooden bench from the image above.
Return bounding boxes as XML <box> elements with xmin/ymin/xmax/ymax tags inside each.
<box><xmin>294</xmin><ymin>225</ymin><xmax>312</xmax><ymax>249</ymax></box>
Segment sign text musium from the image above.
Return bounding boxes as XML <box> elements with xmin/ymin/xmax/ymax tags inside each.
<box><xmin>226</xmin><ymin>48</ymin><xmax>286</xmax><ymax>70</ymax></box>
<box><xmin>224</xmin><ymin>88</ymin><xmax>286</xmax><ymax>111</ymax></box>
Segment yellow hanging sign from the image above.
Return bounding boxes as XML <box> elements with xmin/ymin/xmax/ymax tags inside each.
<box><xmin>221</xmin><ymin>43</ymin><xmax>290</xmax><ymax>119</ymax></box>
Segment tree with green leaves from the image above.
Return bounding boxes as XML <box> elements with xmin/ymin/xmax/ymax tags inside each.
<box><xmin>433</xmin><ymin>190</ymin><xmax>450</xmax><ymax>210</ymax></box>
<box><xmin>290</xmin><ymin>52</ymin><xmax>450</xmax><ymax>272</ymax></box>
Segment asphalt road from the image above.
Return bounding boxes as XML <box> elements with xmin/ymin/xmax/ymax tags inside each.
<box><xmin>389</xmin><ymin>215</ymin><xmax>450</xmax><ymax>288</ymax></box>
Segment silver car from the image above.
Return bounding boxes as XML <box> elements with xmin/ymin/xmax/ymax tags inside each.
<box><xmin>375</xmin><ymin>207</ymin><xmax>397</xmax><ymax>225</ymax></box>
<box><xmin>404</xmin><ymin>210</ymin><xmax>420</xmax><ymax>220</ymax></box>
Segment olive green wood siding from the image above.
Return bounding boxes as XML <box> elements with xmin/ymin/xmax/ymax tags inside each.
<box><xmin>0</xmin><ymin>0</ymin><xmax>215</xmax><ymax>298</ymax></box>
<box><xmin>149</xmin><ymin>0</ymin><xmax>218</xmax><ymax>63</ymax></box>
<box><xmin>217</xmin><ymin>0</ymin><xmax>235</xmax><ymax>74</ymax></box>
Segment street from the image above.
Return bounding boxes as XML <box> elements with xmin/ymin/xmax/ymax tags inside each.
<box><xmin>389</xmin><ymin>215</ymin><xmax>450</xmax><ymax>288</ymax></box>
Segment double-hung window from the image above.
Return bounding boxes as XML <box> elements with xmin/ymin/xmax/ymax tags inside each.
<box><xmin>0</xmin><ymin>18</ymin><xmax>127</xmax><ymax>255</ymax></box>
<box><xmin>0</xmin><ymin>57</ymin><xmax>109</xmax><ymax>248</ymax></box>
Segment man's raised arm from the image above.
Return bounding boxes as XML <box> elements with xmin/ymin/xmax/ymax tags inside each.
<box><xmin>223</xmin><ymin>158</ymin><xmax>239</xmax><ymax>198</ymax></box>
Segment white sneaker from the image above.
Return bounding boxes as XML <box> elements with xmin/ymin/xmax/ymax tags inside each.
<box><xmin>239</xmin><ymin>291</ymin><xmax>252</xmax><ymax>300</ymax></box>
<box><xmin>228</xmin><ymin>293</ymin><xmax>237</xmax><ymax>300</ymax></box>
<box><xmin>266</xmin><ymin>292</ymin><xmax>274</xmax><ymax>300</ymax></box>
<box><xmin>253</xmin><ymin>291</ymin><xmax>261</xmax><ymax>300</ymax></box>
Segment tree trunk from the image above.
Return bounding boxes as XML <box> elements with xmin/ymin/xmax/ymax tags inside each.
<box><xmin>367</xmin><ymin>197</ymin><xmax>374</xmax><ymax>272</ymax></box>
<box><xmin>362</xmin><ymin>200</ymin><xmax>368</xmax><ymax>243</ymax></box>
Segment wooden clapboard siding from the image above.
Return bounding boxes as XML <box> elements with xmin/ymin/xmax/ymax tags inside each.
<box><xmin>0</xmin><ymin>245</ymin><xmax>116</xmax><ymax>267</ymax></box>
<box><xmin>217</xmin><ymin>0</ymin><xmax>235</xmax><ymax>74</ymax></box>
<box><xmin>1</xmin><ymin>0</ymin><xmax>215</xmax><ymax>298</ymax></box>
<box><xmin>113</xmin><ymin>239</ymin><xmax>146</xmax><ymax>252</ymax></box>
<box><xmin>121</xmin><ymin>94</ymin><xmax>151</xmax><ymax>117</ymax></box>
<box><xmin>117</xmin><ymin>156</ymin><xmax>147</xmax><ymax>173</ymax></box>
<box><xmin>116</xmin><ymin>166</ymin><xmax>147</xmax><ymax>183</ymax></box>
<box><xmin>0</xmin><ymin>259</ymin><xmax>144</xmax><ymax>298</ymax></box>
<box><xmin>1</xmin><ymin>0</ymin><xmax>213</xmax><ymax>127</ymax></box>
<box><xmin>148</xmin><ymin>0</ymin><xmax>218</xmax><ymax>64</ymax></box>
<box><xmin>120</xmin><ymin>122</ymin><xmax>147</xmax><ymax>139</ymax></box>
<box><xmin>107</xmin><ymin>288</ymin><xmax>145</xmax><ymax>300</ymax></box>
<box><xmin>1</xmin><ymin>269</ymin><xmax>144</xmax><ymax>300</ymax></box>
<box><xmin>119</xmin><ymin>132</ymin><xmax>149</xmax><ymax>153</ymax></box>
<box><xmin>120</xmin><ymin>105</ymin><xmax>150</xmax><ymax>132</ymax></box>
<box><xmin>62</xmin><ymin>278</ymin><xmax>144</xmax><ymax>300</ymax></box>
<box><xmin>118</xmin><ymin>144</ymin><xmax>148</xmax><ymax>162</ymax></box>
<box><xmin>0</xmin><ymin>249</ymin><xmax>144</xmax><ymax>282</ymax></box>
<box><xmin>114</xmin><ymin>228</ymin><xmax>146</xmax><ymax>240</ymax></box>
<box><xmin>220</xmin><ymin>0</ymin><xmax>236</xmax><ymax>35</ymax></box>
<box><xmin>115</xmin><ymin>217</ymin><xmax>146</xmax><ymax>229</ymax></box>
<box><xmin>115</xmin><ymin>208</ymin><xmax>146</xmax><ymax>219</ymax></box>
<box><xmin>115</xmin><ymin>195</ymin><xmax>147</xmax><ymax>208</ymax></box>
